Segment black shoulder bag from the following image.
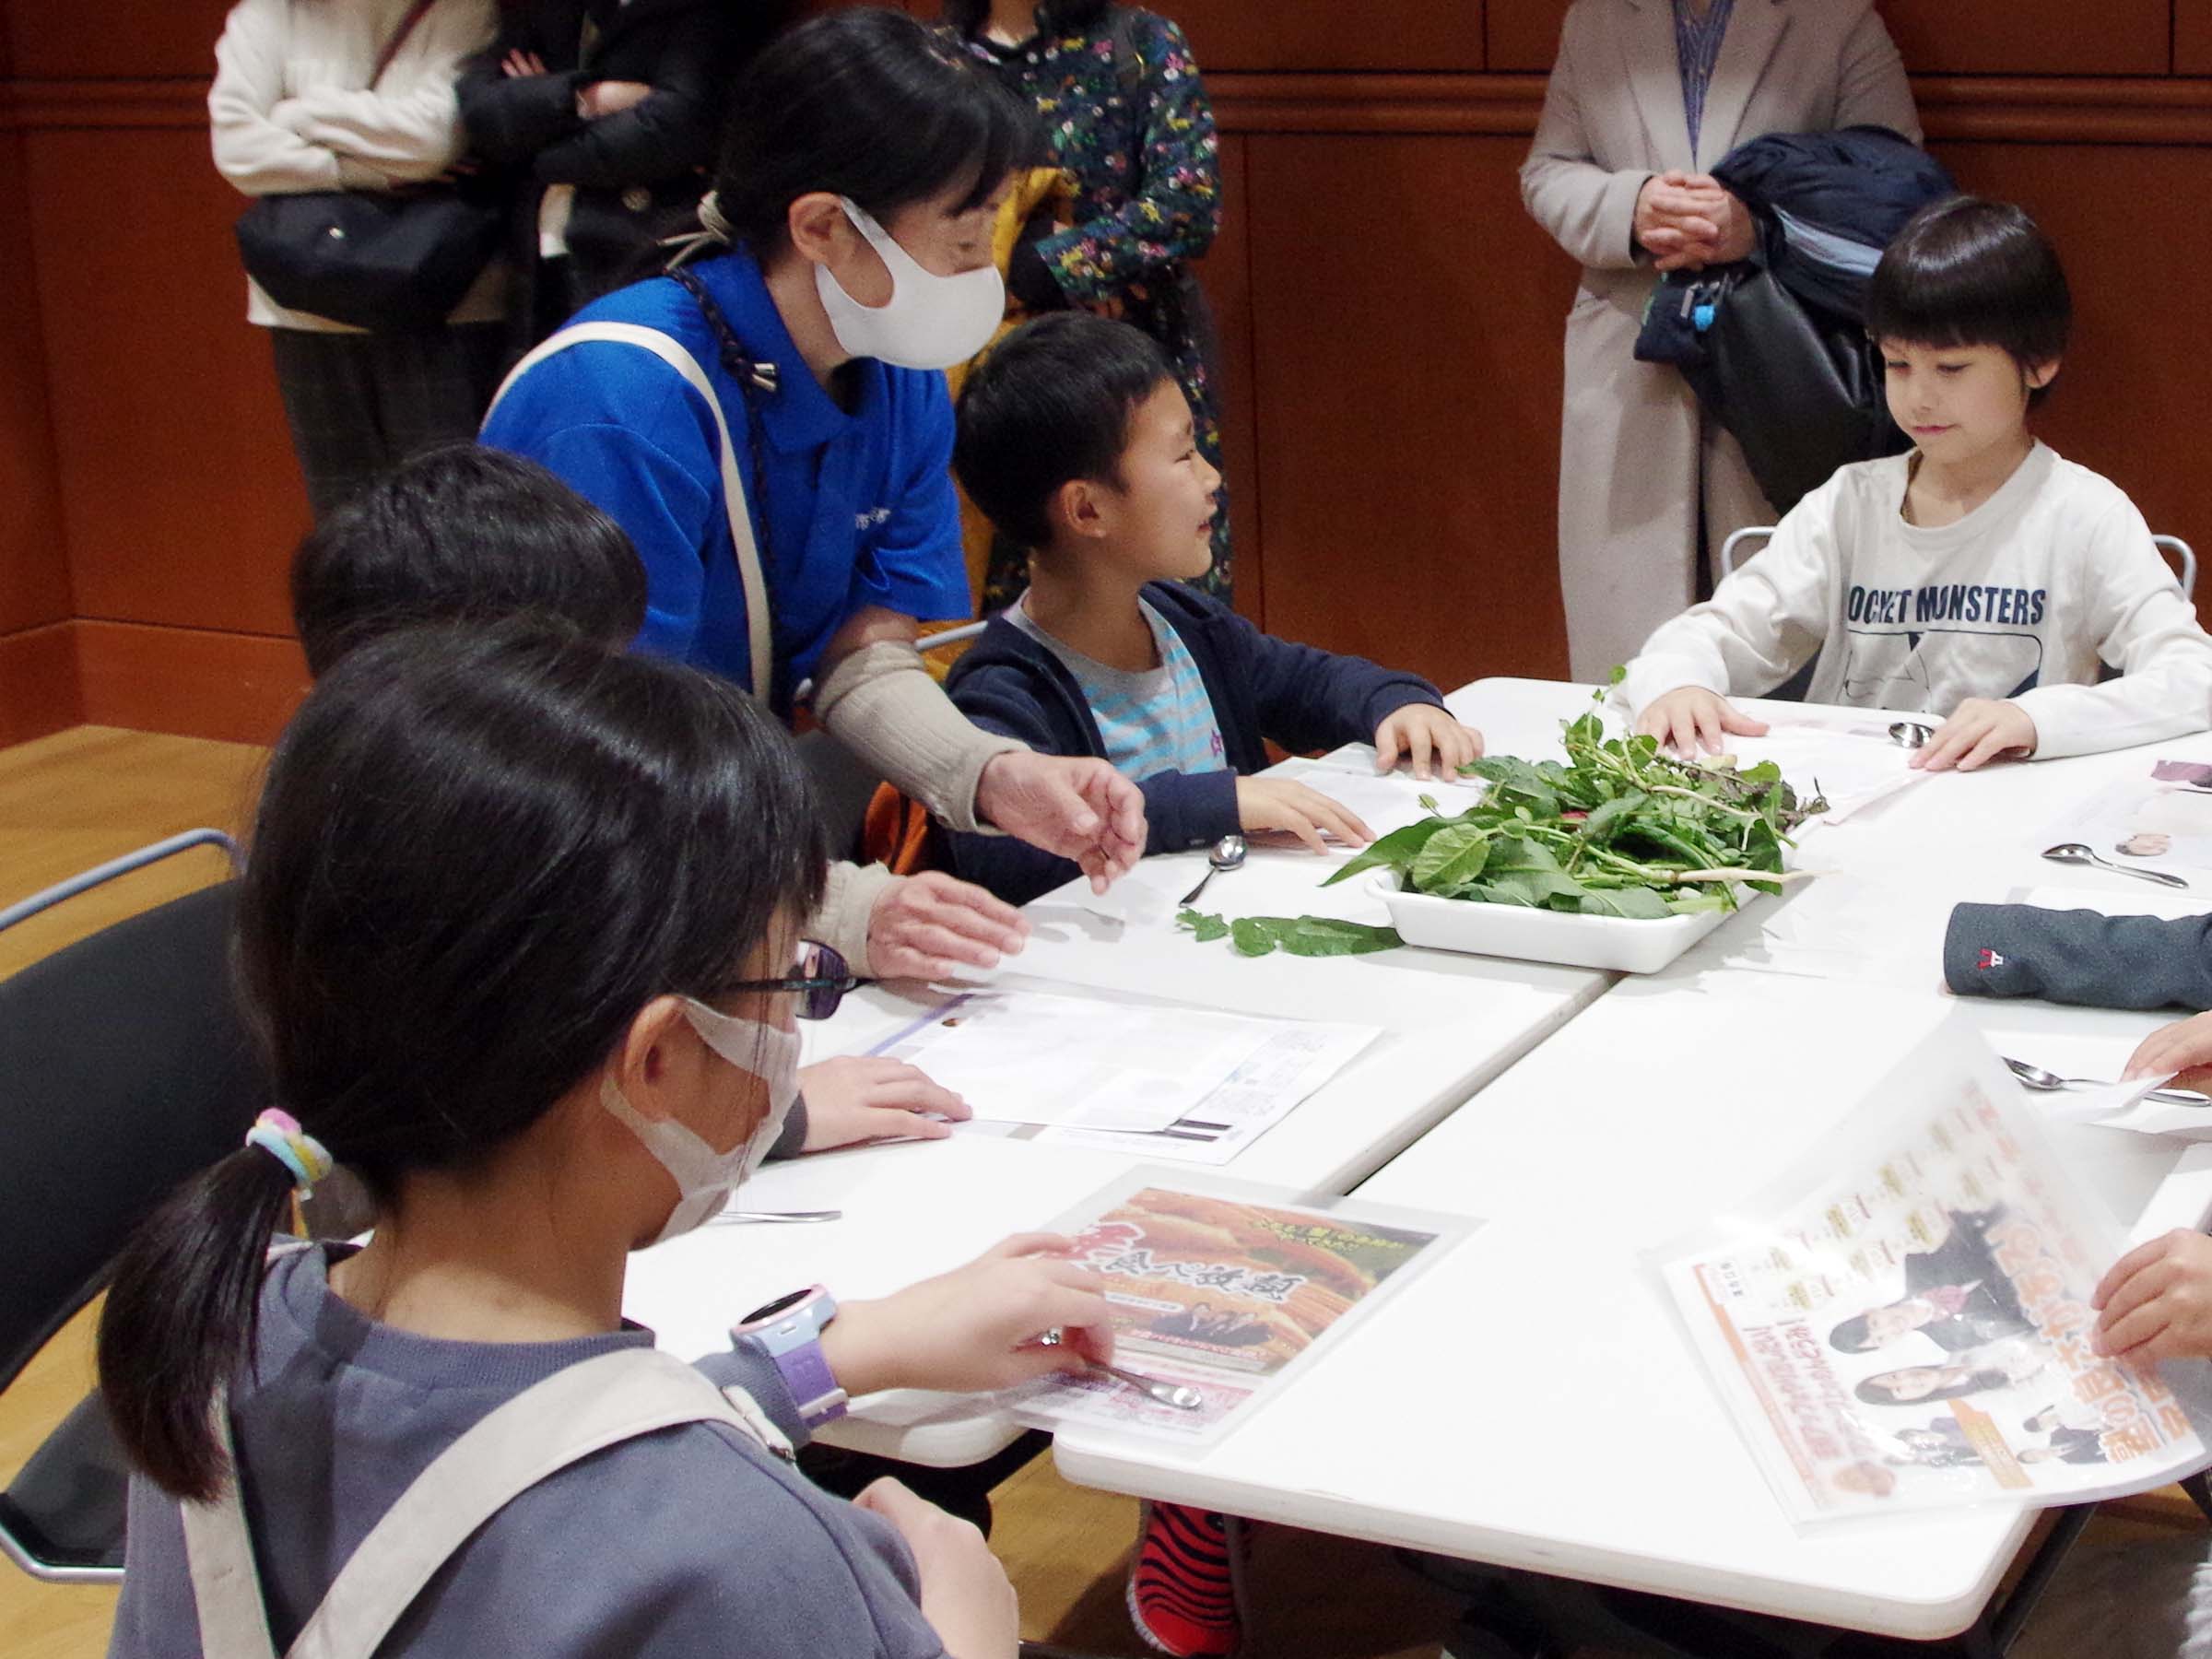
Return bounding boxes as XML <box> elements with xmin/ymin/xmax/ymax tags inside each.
<box><xmin>233</xmin><ymin>0</ymin><xmax>505</xmax><ymax>331</ymax></box>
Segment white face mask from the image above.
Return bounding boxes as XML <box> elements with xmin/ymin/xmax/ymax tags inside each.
<box><xmin>814</xmin><ymin>196</ymin><xmax>1005</xmax><ymax>371</ymax></box>
<box><xmin>602</xmin><ymin>996</ymin><xmax>803</xmax><ymax>1245</ymax></box>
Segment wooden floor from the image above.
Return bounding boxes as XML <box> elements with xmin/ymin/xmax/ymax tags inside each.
<box><xmin>1</xmin><ymin>725</ymin><xmax>2205</xmax><ymax>1658</ymax></box>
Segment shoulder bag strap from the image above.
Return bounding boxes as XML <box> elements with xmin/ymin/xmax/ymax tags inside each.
<box><xmin>370</xmin><ymin>0</ymin><xmax>444</xmax><ymax>88</ymax></box>
<box><xmin>485</xmin><ymin>322</ymin><xmax>773</xmax><ymax>701</ymax></box>
<box><xmin>187</xmin><ymin>1347</ymin><xmax>785</xmax><ymax>1659</ymax></box>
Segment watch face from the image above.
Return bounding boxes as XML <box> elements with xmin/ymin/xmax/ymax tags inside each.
<box><xmin>742</xmin><ymin>1287</ymin><xmax>817</xmax><ymax>1326</ymax></box>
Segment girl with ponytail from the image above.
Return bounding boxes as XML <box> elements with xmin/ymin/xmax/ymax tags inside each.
<box><xmin>100</xmin><ymin>623</ymin><xmax>1110</xmax><ymax>1659</ymax></box>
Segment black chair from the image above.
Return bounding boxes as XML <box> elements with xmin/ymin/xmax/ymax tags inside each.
<box><xmin>1</xmin><ymin>843</ymin><xmax>261</xmax><ymax>1583</ymax></box>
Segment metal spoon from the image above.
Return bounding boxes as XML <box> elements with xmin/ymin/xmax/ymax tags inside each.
<box><xmin>1037</xmin><ymin>1330</ymin><xmax>1205</xmax><ymax>1409</ymax></box>
<box><xmin>1177</xmin><ymin>834</ymin><xmax>1248</xmax><ymax>907</ymax></box>
<box><xmin>707</xmin><ymin>1208</ymin><xmax>844</xmax><ymax>1226</ymax></box>
<box><xmin>1888</xmin><ymin>721</ymin><xmax>1935</xmax><ymax>749</ymax></box>
<box><xmin>2003</xmin><ymin>1056</ymin><xmax>2210</xmax><ymax>1107</ymax></box>
<box><xmin>2041</xmin><ymin>842</ymin><xmax>2190</xmax><ymax>888</ymax></box>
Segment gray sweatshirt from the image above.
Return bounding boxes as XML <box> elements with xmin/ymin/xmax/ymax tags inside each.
<box><xmin>1944</xmin><ymin>902</ymin><xmax>2212</xmax><ymax>1010</ymax></box>
<box><xmin>107</xmin><ymin>1246</ymin><xmax>949</xmax><ymax>1659</ymax></box>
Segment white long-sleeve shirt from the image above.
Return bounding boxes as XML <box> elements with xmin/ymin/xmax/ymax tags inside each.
<box><xmin>1621</xmin><ymin>442</ymin><xmax>2212</xmax><ymax>759</ymax></box>
<box><xmin>209</xmin><ymin>0</ymin><xmax>503</xmax><ymax>331</ymax></box>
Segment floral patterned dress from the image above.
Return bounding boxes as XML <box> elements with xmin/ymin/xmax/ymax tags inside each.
<box><xmin>944</xmin><ymin>6</ymin><xmax>1230</xmax><ymax>606</ymax></box>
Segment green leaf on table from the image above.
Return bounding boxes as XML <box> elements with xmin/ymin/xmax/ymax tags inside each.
<box><xmin>1176</xmin><ymin>908</ymin><xmax>1230</xmax><ymax>943</ymax></box>
<box><xmin>1181</xmin><ymin>912</ymin><xmax>1405</xmax><ymax>959</ymax></box>
<box><xmin>1230</xmin><ymin>917</ymin><xmax>1277</xmax><ymax>957</ymax></box>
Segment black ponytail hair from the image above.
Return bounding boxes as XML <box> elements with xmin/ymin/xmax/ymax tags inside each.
<box><xmin>98</xmin><ymin>625</ymin><xmax>826</xmax><ymax>1500</ymax></box>
<box><xmin>711</xmin><ymin>6</ymin><xmax>1042</xmax><ymax>253</ymax></box>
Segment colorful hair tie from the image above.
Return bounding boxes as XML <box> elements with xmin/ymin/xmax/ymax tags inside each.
<box><xmin>244</xmin><ymin>1108</ymin><xmax>334</xmax><ymax>1198</ymax></box>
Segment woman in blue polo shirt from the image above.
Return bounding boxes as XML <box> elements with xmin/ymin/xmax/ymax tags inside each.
<box><xmin>483</xmin><ymin>6</ymin><xmax>1140</xmax><ymax>885</ymax></box>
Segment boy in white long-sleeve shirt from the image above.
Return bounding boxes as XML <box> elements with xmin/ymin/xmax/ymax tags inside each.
<box><xmin>1625</xmin><ymin>196</ymin><xmax>2212</xmax><ymax>772</ymax></box>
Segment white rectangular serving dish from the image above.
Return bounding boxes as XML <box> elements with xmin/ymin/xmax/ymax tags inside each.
<box><xmin>1372</xmin><ymin>871</ymin><xmax>1748</xmax><ymax>974</ymax></box>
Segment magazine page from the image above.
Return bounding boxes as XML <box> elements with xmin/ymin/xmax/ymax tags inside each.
<box><xmin>1652</xmin><ymin>1017</ymin><xmax>2212</xmax><ymax>1524</ymax></box>
<box><xmin>1006</xmin><ymin>1168</ymin><xmax>1471</xmax><ymax>1440</ymax></box>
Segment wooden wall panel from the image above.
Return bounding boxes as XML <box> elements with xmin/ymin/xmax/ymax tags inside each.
<box><xmin>1880</xmin><ymin>1</ymin><xmax>2170</xmax><ymax>76</ymax></box>
<box><xmin>8</xmin><ymin>0</ymin><xmax>228</xmax><ymax>77</ymax></box>
<box><xmin>1930</xmin><ymin>143</ymin><xmax>2212</xmax><ymax>558</ymax></box>
<box><xmin>0</xmin><ymin>127</ymin><xmax>68</xmax><ymax>638</ymax></box>
<box><xmin>1492</xmin><ymin>1</ymin><xmax>2173</xmax><ymax>78</ymax></box>
<box><xmin>26</xmin><ymin>125</ymin><xmax>308</xmax><ymax>637</ymax></box>
<box><xmin>76</xmin><ymin>619</ymin><xmax>307</xmax><ymax>747</ymax></box>
<box><xmin>2180</xmin><ymin>0</ymin><xmax>2212</xmax><ymax>75</ymax></box>
<box><xmin>1170</xmin><ymin>0</ymin><xmax>1484</xmax><ymax>74</ymax></box>
<box><xmin>0</xmin><ymin>623</ymin><xmax>80</xmax><ymax>748</ymax></box>
<box><xmin>1244</xmin><ymin>133</ymin><xmax>1578</xmax><ymax>693</ymax></box>
<box><xmin>1203</xmin><ymin>133</ymin><xmax>1262</xmax><ymax>625</ymax></box>
<box><xmin>1487</xmin><ymin>0</ymin><xmax>1571</xmax><ymax>74</ymax></box>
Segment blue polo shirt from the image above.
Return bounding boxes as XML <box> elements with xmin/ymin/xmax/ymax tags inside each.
<box><xmin>480</xmin><ymin>248</ymin><xmax>972</xmax><ymax>710</ymax></box>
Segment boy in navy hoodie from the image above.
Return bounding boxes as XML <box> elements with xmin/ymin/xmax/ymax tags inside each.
<box><xmin>947</xmin><ymin>312</ymin><xmax>1481</xmax><ymax>904</ymax></box>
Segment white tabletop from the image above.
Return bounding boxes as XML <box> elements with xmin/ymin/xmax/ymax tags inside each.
<box><xmin>1053</xmin><ymin>677</ymin><xmax>2212</xmax><ymax>1638</ymax></box>
<box><xmin>623</xmin><ymin>680</ymin><xmax>1621</xmax><ymax>1459</ymax></box>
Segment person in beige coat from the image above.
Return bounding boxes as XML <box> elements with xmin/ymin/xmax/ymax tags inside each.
<box><xmin>1522</xmin><ymin>0</ymin><xmax>1920</xmax><ymax>681</ymax></box>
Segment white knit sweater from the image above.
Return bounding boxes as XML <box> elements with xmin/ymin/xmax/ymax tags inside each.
<box><xmin>209</xmin><ymin>0</ymin><xmax>504</xmax><ymax>332</ymax></box>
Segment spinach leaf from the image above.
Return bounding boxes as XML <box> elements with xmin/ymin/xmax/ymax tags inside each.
<box><xmin>1322</xmin><ymin>815</ymin><xmax>1453</xmax><ymax>887</ymax></box>
<box><xmin>1180</xmin><ymin>910</ymin><xmax>1404</xmax><ymax>958</ymax></box>
<box><xmin>1409</xmin><ymin>824</ymin><xmax>1491</xmax><ymax>894</ymax></box>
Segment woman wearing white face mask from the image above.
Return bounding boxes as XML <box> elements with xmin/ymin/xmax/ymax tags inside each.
<box><xmin>98</xmin><ymin>626</ymin><xmax>1116</xmax><ymax>1659</ymax></box>
<box><xmin>482</xmin><ymin>6</ymin><xmax>1144</xmax><ymax>895</ymax></box>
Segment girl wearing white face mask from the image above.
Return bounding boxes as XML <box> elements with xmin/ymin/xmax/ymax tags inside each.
<box><xmin>98</xmin><ymin>626</ymin><xmax>1115</xmax><ymax>1659</ymax></box>
<box><xmin>483</xmin><ymin>6</ymin><xmax>1145</xmax><ymax>899</ymax></box>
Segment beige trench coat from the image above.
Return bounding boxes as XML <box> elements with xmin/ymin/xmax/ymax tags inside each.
<box><xmin>1523</xmin><ymin>0</ymin><xmax>1920</xmax><ymax>680</ymax></box>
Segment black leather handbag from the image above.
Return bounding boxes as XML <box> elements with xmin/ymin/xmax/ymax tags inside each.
<box><xmin>233</xmin><ymin>0</ymin><xmax>503</xmax><ymax>331</ymax></box>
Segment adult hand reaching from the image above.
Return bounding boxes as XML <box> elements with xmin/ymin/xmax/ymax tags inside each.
<box><xmin>975</xmin><ymin>752</ymin><xmax>1146</xmax><ymax>893</ymax></box>
<box><xmin>866</xmin><ymin>871</ymin><xmax>1030</xmax><ymax>980</ymax></box>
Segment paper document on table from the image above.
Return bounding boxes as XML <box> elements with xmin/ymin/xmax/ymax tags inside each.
<box><xmin>1652</xmin><ymin>1018</ymin><xmax>2212</xmax><ymax>1524</ymax></box>
<box><xmin>2035</xmin><ymin>1074</ymin><xmax>2212</xmax><ymax>1144</ymax></box>
<box><xmin>1004</xmin><ymin>1168</ymin><xmax>1468</xmax><ymax>1440</ymax></box>
<box><xmin>1717</xmin><ymin>715</ymin><xmax>1926</xmax><ymax>826</ymax></box>
<box><xmin>877</xmin><ymin>990</ymin><xmax>1307</xmax><ymax>1133</ymax></box>
<box><xmin>1036</xmin><ymin>1018</ymin><xmax>1380</xmax><ymax>1164</ymax></box>
<box><xmin>1688</xmin><ymin>866</ymin><xmax>1956</xmax><ymax>986</ymax></box>
<box><xmin>1267</xmin><ymin>757</ymin><xmax>1486</xmax><ymax>841</ymax></box>
<box><xmin>2040</xmin><ymin>766</ymin><xmax>2212</xmax><ymax>887</ymax></box>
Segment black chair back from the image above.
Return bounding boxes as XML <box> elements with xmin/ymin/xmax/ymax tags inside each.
<box><xmin>0</xmin><ymin>882</ymin><xmax>265</xmax><ymax>1389</ymax></box>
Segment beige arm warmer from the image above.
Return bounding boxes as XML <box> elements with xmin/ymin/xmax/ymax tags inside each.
<box><xmin>811</xmin><ymin>641</ymin><xmax>1024</xmax><ymax>835</ymax></box>
<box><xmin>808</xmin><ymin>859</ymin><xmax>900</xmax><ymax>979</ymax></box>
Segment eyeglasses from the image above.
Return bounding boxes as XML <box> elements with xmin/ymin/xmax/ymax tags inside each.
<box><xmin>718</xmin><ymin>942</ymin><xmax>858</xmax><ymax>1021</ymax></box>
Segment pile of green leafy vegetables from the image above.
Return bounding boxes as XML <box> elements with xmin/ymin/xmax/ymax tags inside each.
<box><xmin>1321</xmin><ymin>710</ymin><xmax>1825</xmax><ymax>920</ymax></box>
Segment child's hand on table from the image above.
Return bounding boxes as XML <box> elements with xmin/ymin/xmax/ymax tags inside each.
<box><xmin>821</xmin><ymin>1232</ymin><xmax>1115</xmax><ymax>1394</ymax></box>
<box><xmin>797</xmin><ymin>1056</ymin><xmax>970</xmax><ymax>1150</ymax></box>
<box><xmin>1635</xmin><ymin>687</ymin><xmax>1769</xmax><ymax>757</ymax></box>
<box><xmin>1235</xmin><ymin>777</ymin><xmax>1373</xmax><ymax>853</ymax></box>
<box><xmin>1911</xmin><ymin>699</ymin><xmax>2037</xmax><ymax>772</ymax></box>
<box><xmin>868</xmin><ymin>871</ymin><xmax>1030</xmax><ymax>980</ymax></box>
<box><xmin>1372</xmin><ymin>704</ymin><xmax>1483</xmax><ymax>781</ymax></box>
<box><xmin>2124</xmin><ymin>1010</ymin><xmax>2212</xmax><ymax>1085</ymax></box>
<box><xmin>2093</xmin><ymin>1228</ymin><xmax>2212</xmax><ymax>1362</ymax></box>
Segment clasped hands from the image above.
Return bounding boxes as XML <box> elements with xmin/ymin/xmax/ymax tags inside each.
<box><xmin>1634</xmin><ymin>171</ymin><xmax>1756</xmax><ymax>273</ymax></box>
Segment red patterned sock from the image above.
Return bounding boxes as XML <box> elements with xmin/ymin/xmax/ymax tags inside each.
<box><xmin>1125</xmin><ymin>1500</ymin><xmax>1248</xmax><ymax>1658</ymax></box>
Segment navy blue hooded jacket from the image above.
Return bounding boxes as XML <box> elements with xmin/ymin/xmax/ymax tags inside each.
<box><xmin>942</xmin><ymin>582</ymin><xmax>1443</xmax><ymax>903</ymax></box>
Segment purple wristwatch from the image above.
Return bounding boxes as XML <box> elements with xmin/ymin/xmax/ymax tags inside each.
<box><xmin>734</xmin><ymin>1285</ymin><xmax>848</xmax><ymax>1430</ymax></box>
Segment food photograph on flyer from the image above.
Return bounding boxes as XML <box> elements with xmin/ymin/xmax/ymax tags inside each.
<box><xmin>1015</xmin><ymin>1176</ymin><xmax>1455</xmax><ymax>1438</ymax></box>
<box><xmin>1655</xmin><ymin>1022</ymin><xmax>2212</xmax><ymax>1522</ymax></box>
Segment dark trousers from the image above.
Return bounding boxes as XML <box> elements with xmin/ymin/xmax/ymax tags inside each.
<box><xmin>269</xmin><ymin>323</ymin><xmax>508</xmax><ymax>520</ymax></box>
